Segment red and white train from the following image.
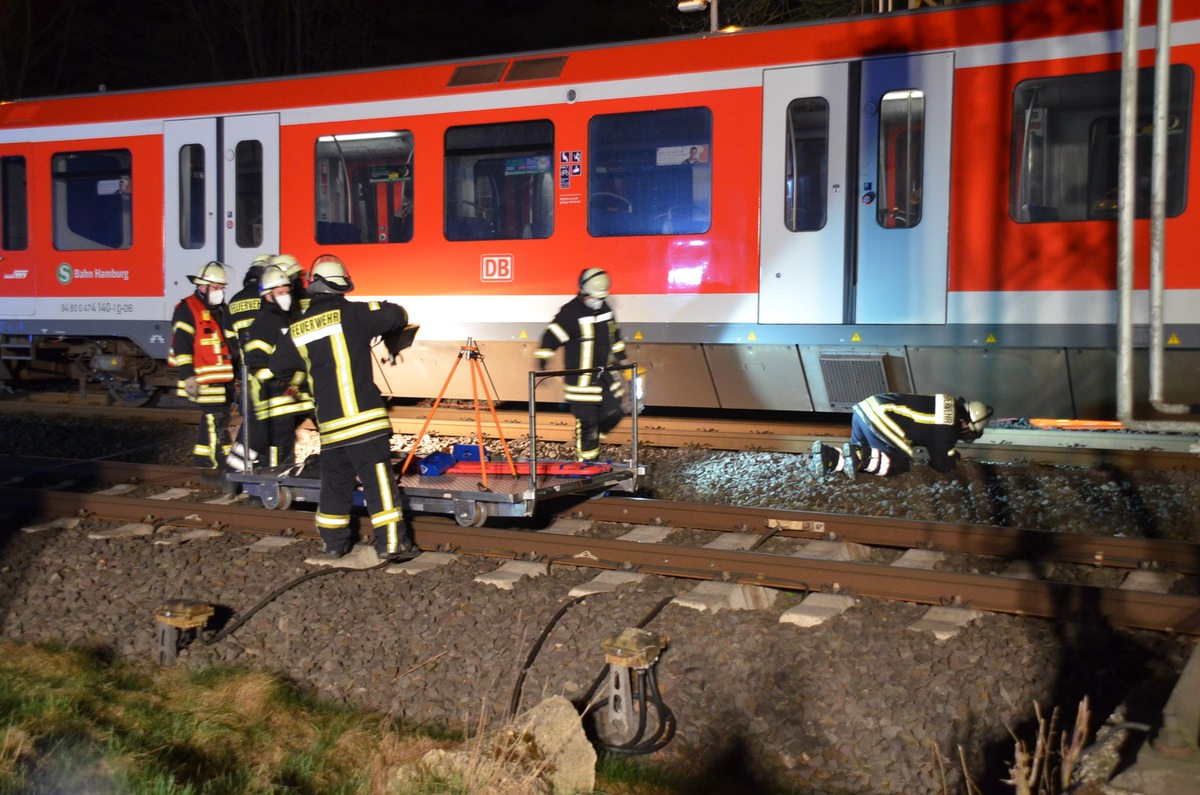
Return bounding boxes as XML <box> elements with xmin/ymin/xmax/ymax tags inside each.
<box><xmin>2</xmin><ymin>0</ymin><xmax>1198</xmax><ymax>419</ymax></box>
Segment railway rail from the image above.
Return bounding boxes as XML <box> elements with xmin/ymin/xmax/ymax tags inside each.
<box><xmin>4</xmin><ymin>456</ymin><xmax>1198</xmax><ymax>635</ymax></box>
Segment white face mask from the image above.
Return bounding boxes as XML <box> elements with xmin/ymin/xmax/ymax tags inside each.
<box><xmin>583</xmin><ymin>296</ymin><xmax>603</xmax><ymax>310</ymax></box>
<box><xmin>206</xmin><ymin>288</ymin><xmax>225</xmax><ymax>306</ymax></box>
<box><xmin>275</xmin><ymin>294</ymin><xmax>293</xmax><ymax>313</ymax></box>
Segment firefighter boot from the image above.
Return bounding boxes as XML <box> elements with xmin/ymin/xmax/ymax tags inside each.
<box><xmin>810</xmin><ymin>441</ymin><xmax>843</xmax><ymax>480</ymax></box>
<box><xmin>842</xmin><ymin>443</ymin><xmax>860</xmax><ymax>481</ymax></box>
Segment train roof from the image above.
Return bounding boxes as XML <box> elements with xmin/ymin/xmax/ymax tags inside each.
<box><xmin>0</xmin><ymin>0</ymin><xmax>1184</xmax><ymax>131</ymax></box>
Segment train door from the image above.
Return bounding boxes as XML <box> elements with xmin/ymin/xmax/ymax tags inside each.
<box><xmin>759</xmin><ymin>53</ymin><xmax>953</xmax><ymax>325</ymax></box>
<box><xmin>163</xmin><ymin>119</ymin><xmax>218</xmax><ymax>302</ymax></box>
<box><xmin>760</xmin><ymin>63</ymin><xmax>851</xmax><ymax>324</ymax></box>
<box><xmin>0</xmin><ymin>143</ymin><xmax>35</xmax><ymax>316</ymax></box>
<box><xmin>221</xmin><ymin>114</ymin><xmax>279</xmax><ymax>271</ymax></box>
<box><xmin>854</xmin><ymin>53</ymin><xmax>952</xmax><ymax>324</ymax></box>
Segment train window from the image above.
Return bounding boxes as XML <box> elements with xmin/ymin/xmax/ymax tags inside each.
<box><xmin>1011</xmin><ymin>66</ymin><xmax>1192</xmax><ymax>223</ymax></box>
<box><xmin>178</xmin><ymin>145</ymin><xmax>206</xmax><ymax>250</ymax></box>
<box><xmin>785</xmin><ymin>98</ymin><xmax>828</xmax><ymax>232</ymax></box>
<box><xmin>444</xmin><ymin>121</ymin><xmax>553</xmax><ymax>241</ymax></box>
<box><xmin>315</xmin><ymin>131</ymin><xmax>415</xmax><ymax>245</ymax></box>
<box><xmin>588</xmin><ymin>107</ymin><xmax>712</xmax><ymax>237</ymax></box>
<box><xmin>51</xmin><ymin>149</ymin><xmax>132</xmax><ymax>251</ymax></box>
<box><xmin>234</xmin><ymin>141</ymin><xmax>263</xmax><ymax>248</ymax></box>
<box><xmin>1</xmin><ymin>156</ymin><xmax>27</xmax><ymax>251</ymax></box>
<box><xmin>876</xmin><ymin>90</ymin><xmax>924</xmax><ymax>229</ymax></box>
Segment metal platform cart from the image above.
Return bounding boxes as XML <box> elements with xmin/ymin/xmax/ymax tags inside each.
<box><xmin>229</xmin><ymin>340</ymin><xmax>644</xmax><ymax>525</ymax></box>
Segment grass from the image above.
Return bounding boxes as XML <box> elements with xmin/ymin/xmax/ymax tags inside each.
<box><xmin>0</xmin><ymin>638</ymin><xmax>693</xmax><ymax>795</ymax></box>
<box><xmin>0</xmin><ymin>637</ymin><xmax>1098</xmax><ymax>794</ymax></box>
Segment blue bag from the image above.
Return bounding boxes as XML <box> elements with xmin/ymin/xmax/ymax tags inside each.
<box><xmin>418</xmin><ymin>451</ymin><xmax>456</xmax><ymax>476</ymax></box>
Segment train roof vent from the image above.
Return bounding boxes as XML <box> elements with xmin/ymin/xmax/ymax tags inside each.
<box><xmin>818</xmin><ymin>353</ymin><xmax>890</xmax><ymax>409</ymax></box>
<box><xmin>505</xmin><ymin>56</ymin><xmax>567</xmax><ymax>82</ymax></box>
<box><xmin>448</xmin><ymin>61</ymin><xmax>508</xmax><ymax>87</ymax></box>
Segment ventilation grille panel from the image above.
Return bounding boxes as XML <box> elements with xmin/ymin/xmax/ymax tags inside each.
<box><xmin>819</xmin><ymin>354</ymin><xmax>890</xmax><ymax>409</ymax></box>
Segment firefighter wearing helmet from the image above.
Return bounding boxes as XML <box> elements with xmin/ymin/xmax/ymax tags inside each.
<box><xmin>270</xmin><ymin>253</ymin><xmax>308</xmax><ymax>313</ymax></box>
<box><xmin>228</xmin><ymin>254</ymin><xmax>274</xmax><ymax>339</ymax></box>
<box><xmin>535</xmin><ymin>267</ymin><xmax>630</xmax><ymax>461</ymax></box>
<box><xmin>812</xmin><ymin>393</ymin><xmax>994</xmax><ymax>480</ymax></box>
<box><xmin>227</xmin><ymin>265</ymin><xmax>315</xmax><ymax>472</ymax></box>
<box><xmin>168</xmin><ymin>261</ymin><xmax>237</xmax><ymax>474</ymax></box>
<box><xmin>269</xmin><ymin>255</ymin><xmax>417</xmax><ymax>562</ymax></box>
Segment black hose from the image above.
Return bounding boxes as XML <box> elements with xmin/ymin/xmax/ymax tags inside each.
<box><xmin>203</xmin><ymin>559</ymin><xmax>389</xmax><ymax>646</ymax></box>
<box><xmin>506</xmin><ymin>594</ymin><xmax>588</xmax><ymax>721</ymax></box>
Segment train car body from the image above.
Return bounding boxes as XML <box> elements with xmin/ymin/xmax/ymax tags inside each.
<box><xmin>2</xmin><ymin>0</ymin><xmax>1199</xmax><ymax>418</ymax></box>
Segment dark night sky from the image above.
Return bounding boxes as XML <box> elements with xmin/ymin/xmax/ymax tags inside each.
<box><xmin>1</xmin><ymin>0</ymin><xmax>688</xmax><ymax>100</ymax></box>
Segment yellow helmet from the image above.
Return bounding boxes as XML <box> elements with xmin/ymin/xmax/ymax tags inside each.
<box><xmin>579</xmin><ymin>267</ymin><xmax>610</xmax><ymax>300</ymax></box>
<box><xmin>258</xmin><ymin>265</ymin><xmax>291</xmax><ymax>294</ymax></box>
<box><xmin>188</xmin><ymin>261</ymin><xmax>228</xmax><ymax>286</ymax></box>
<box><xmin>308</xmin><ymin>254</ymin><xmax>353</xmax><ymax>293</ymax></box>
<box><xmin>965</xmin><ymin>400</ymin><xmax>994</xmax><ymax>434</ymax></box>
<box><xmin>270</xmin><ymin>253</ymin><xmax>303</xmax><ymax>280</ymax></box>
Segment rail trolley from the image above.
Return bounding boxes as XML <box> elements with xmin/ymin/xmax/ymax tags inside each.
<box><xmin>2</xmin><ymin>0</ymin><xmax>1200</xmax><ymax>421</ymax></box>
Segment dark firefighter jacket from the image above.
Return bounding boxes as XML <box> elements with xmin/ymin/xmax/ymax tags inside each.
<box><xmin>227</xmin><ymin>284</ymin><xmax>262</xmax><ymax>341</ymax></box>
<box><xmin>535</xmin><ymin>295</ymin><xmax>627</xmax><ymax>403</ymax></box>
<box><xmin>853</xmin><ymin>393</ymin><xmax>970</xmax><ymax>473</ymax></box>
<box><xmin>243</xmin><ymin>300</ymin><xmax>316</xmax><ymax>421</ymax></box>
<box><xmin>270</xmin><ymin>293</ymin><xmax>408</xmax><ymax>449</ymax></box>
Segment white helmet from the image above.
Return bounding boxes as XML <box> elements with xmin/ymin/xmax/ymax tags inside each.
<box><xmin>270</xmin><ymin>253</ymin><xmax>303</xmax><ymax>281</ymax></box>
<box><xmin>308</xmin><ymin>254</ymin><xmax>353</xmax><ymax>293</ymax></box>
<box><xmin>258</xmin><ymin>265</ymin><xmax>291</xmax><ymax>294</ymax></box>
<box><xmin>579</xmin><ymin>267</ymin><xmax>610</xmax><ymax>300</ymax></box>
<box><xmin>188</xmin><ymin>261</ymin><xmax>228</xmax><ymax>286</ymax></box>
<box><xmin>965</xmin><ymin>400</ymin><xmax>994</xmax><ymax>434</ymax></box>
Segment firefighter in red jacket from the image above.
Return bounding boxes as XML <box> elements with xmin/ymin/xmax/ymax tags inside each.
<box><xmin>812</xmin><ymin>392</ymin><xmax>993</xmax><ymax>480</ymax></box>
<box><xmin>535</xmin><ymin>268</ymin><xmax>629</xmax><ymax>461</ymax></box>
<box><xmin>270</xmin><ymin>255</ymin><xmax>415</xmax><ymax>562</ymax></box>
<box><xmin>169</xmin><ymin>261</ymin><xmax>237</xmax><ymax>473</ymax></box>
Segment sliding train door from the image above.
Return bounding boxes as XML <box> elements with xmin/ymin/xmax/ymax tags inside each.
<box><xmin>163</xmin><ymin>119</ymin><xmax>219</xmax><ymax>302</ymax></box>
<box><xmin>760</xmin><ymin>63</ymin><xmax>851</xmax><ymax>324</ymax></box>
<box><xmin>854</xmin><ymin>53</ymin><xmax>952</xmax><ymax>324</ymax></box>
<box><xmin>164</xmin><ymin>114</ymin><xmax>279</xmax><ymax>297</ymax></box>
<box><xmin>759</xmin><ymin>53</ymin><xmax>953</xmax><ymax>324</ymax></box>
<box><xmin>221</xmin><ymin>114</ymin><xmax>279</xmax><ymax>269</ymax></box>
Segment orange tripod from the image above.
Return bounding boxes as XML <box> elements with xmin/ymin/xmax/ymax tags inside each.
<box><xmin>401</xmin><ymin>338</ymin><xmax>516</xmax><ymax>488</ymax></box>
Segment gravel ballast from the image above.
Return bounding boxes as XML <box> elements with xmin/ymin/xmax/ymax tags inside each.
<box><xmin>1</xmin><ymin>414</ymin><xmax>1197</xmax><ymax>794</ymax></box>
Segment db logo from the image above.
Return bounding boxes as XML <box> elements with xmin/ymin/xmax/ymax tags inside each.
<box><xmin>481</xmin><ymin>254</ymin><xmax>514</xmax><ymax>282</ymax></box>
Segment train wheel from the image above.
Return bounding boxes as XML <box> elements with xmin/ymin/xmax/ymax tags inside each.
<box><xmin>106</xmin><ymin>382</ymin><xmax>156</xmax><ymax>407</ymax></box>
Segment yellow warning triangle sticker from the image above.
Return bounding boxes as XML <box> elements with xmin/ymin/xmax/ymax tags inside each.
<box><xmin>748</xmin><ymin>332</ymin><xmax>757</xmax><ymax>341</ymax></box>
<box><xmin>850</xmin><ymin>332</ymin><xmax>861</xmax><ymax>342</ymax></box>
<box><xmin>1168</xmin><ymin>333</ymin><xmax>1181</xmax><ymax>345</ymax></box>
<box><xmin>986</xmin><ymin>333</ymin><xmax>997</xmax><ymax>344</ymax></box>
<box><xmin>634</xmin><ymin>330</ymin><xmax>643</xmax><ymax>340</ymax></box>
<box><xmin>519</xmin><ymin>330</ymin><xmax>528</xmax><ymax>339</ymax></box>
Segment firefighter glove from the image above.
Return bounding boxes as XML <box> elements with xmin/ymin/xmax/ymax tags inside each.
<box><xmin>184</xmin><ymin>377</ymin><xmax>199</xmax><ymax>399</ymax></box>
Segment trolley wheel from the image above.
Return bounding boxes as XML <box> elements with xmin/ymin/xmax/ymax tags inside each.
<box><xmin>453</xmin><ymin>500</ymin><xmax>489</xmax><ymax>527</ymax></box>
<box><xmin>261</xmin><ymin>485</ymin><xmax>293</xmax><ymax>511</ymax></box>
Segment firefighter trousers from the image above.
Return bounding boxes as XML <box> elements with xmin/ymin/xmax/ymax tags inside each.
<box><xmin>314</xmin><ymin>434</ymin><xmax>408</xmax><ymax>555</ymax></box>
